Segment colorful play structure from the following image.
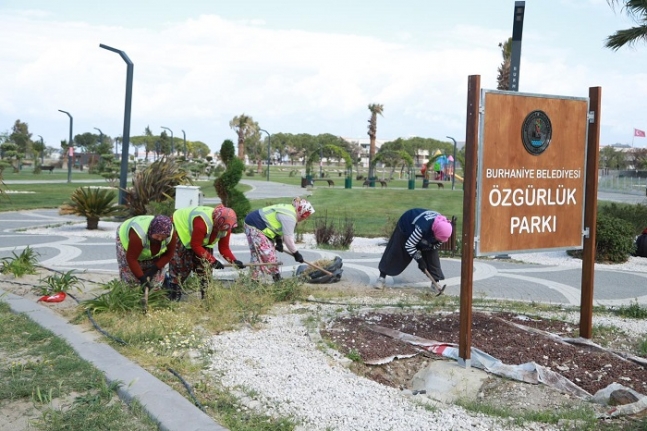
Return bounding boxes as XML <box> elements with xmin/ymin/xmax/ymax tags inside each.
<box><xmin>420</xmin><ymin>152</ymin><xmax>463</xmax><ymax>183</ymax></box>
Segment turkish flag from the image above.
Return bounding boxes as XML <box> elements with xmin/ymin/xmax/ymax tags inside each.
<box><xmin>634</xmin><ymin>128</ymin><xmax>646</xmax><ymax>137</ymax></box>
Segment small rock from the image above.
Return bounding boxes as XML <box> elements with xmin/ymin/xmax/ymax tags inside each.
<box><xmin>609</xmin><ymin>389</ymin><xmax>639</xmax><ymax>406</ymax></box>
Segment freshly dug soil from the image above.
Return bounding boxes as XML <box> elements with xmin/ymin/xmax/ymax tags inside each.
<box><xmin>321</xmin><ymin>310</ymin><xmax>647</xmax><ymax>397</ymax></box>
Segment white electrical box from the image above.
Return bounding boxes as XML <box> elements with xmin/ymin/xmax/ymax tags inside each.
<box><xmin>175</xmin><ymin>185</ymin><xmax>202</xmax><ymax>209</ymax></box>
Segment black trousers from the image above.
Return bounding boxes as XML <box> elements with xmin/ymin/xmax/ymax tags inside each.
<box><xmin>377</xmin><ymin>227</ymin><xmax>444</xmax><ymax>282</ymax></box>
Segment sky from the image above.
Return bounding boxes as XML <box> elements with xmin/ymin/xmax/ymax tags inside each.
<box><xmin>2</xmin><ymin>0</ymin><xmax>647</xmax><ymax>155</ymax></box>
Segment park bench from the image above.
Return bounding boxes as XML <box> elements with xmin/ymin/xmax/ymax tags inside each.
<box><xmin>363</xmin><ymin>179</ymin><xmax>388</xmax><ymax>188</ymax></box>
<box><xmin>313</xmin><ymin>178</ymin><xmax>334</xmax><ymax>187</ymax></box>
<box><xmin>421</xmin><ymin>180</ymin><xmax>444</xmax><ymax>189</ymax></box>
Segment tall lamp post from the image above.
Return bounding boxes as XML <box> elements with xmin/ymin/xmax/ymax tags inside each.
<box><xmin>100</xmin><ymin>43</ymin><xmax>133</xmax><ymax>206</ymax></box>
<box><xmin>37</xmin><ymin>135</ymin><xmax>44</xmax><ymax>164</ymax></box>
<box><xmin>58</xmin><ymin>110</ymin><xmax>73</xmax><ymax>183</ymax></box>
<box><xmin>446</xmin><ymin>136</ymin><xmax>458</xmax><ymax>191</ymax></box>
<box><xmin>181</xmin><ymin>129</ymin><xmax>187</xmax><ymax>159</ymax></box>
<box><xmin>161</xmin><ymin>126</ymin><xmax>174</xmax><ymax>156</ymax></box>
<box><xmin>259</xmin><ymin>128</ymin><xmax>271</xmax><ymax>181</ymax></box>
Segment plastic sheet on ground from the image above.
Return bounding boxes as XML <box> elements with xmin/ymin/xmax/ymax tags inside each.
<box><xmin>296</xmin><ymin>256</ymin><xmax>343</xmax><ymax>284</ymax></box>
<box><xmin>366</xmin><ymin>323</ymin><xmax>647</xmax><ymax>411</ymax></box>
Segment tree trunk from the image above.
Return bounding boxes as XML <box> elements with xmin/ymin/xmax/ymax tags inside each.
<box><xmin>86</xmin><ymin>217</ymin><xmax>99</xmax><ymax>230</ymax></box>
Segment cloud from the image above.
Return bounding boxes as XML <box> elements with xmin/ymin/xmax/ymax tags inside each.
<box><xmin>1</xmin><ymin>6</ymin><xmax>647</xmax><ymax>150</ymax></box>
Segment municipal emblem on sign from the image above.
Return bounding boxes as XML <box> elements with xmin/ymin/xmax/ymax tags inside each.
<box><xmin>521</xmin><ymin>110</ymin><xmax>552</xmax><ymax>155</ymax></box>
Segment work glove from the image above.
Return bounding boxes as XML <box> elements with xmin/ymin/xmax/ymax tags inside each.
<box><xmin>138</xmin><ymin>274</ymin><xmax>152</xmax><ymax>289</ymax></box>
<box><xmin>143</xmin><ymin>267</ymin><xmax>158</xmax><ymax>279</ymax></box>
<box><xmin>233</xmin><ymin>259</ymin><xmax>245</xmax><ymax>269</ymax></box>
<box><xmin>211</xmin><ymin>260</ymin><xmax>224</xmax><ymax>270</ymax></box>
<box><xmin>432</xmin><ymin>242</ymin><xmax>442</xmax><ymax>250</ymax></box>
<box><xmin>292</xmin><ymin>251</ymin><xmax>304</xmax><ymax>263</ymax></box>
<box><xmin>274</xmin><ymin>237</ymin><xmax>284</xmax><ymax>253</ymax></box>
<box><xmin>413</xmin><ymin>251</ymin><xmax>427</xmax><ymax>273</ymax></box>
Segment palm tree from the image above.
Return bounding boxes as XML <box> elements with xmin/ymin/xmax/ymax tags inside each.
<box><xmin>229</xmin><ymin>114</ymin><xmax>257</xmax><ymax>160</ymax></box>
<box><xmin>496</xmin><ymin>37</ymin><xmax>512</xmax><ymax>90</ymax></box>
<box><xmin>605</xmin><ymin>1</ymin><xmax>647</xmax><ymax>50</ymax></box>
<box><xmin>367</xmin><ymin>103</ymin><xmax>384</xmax><ymax>180</ymax></box>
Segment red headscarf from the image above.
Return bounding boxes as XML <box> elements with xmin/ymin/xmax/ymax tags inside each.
<box><xmin>212</xmin><ymin>205</ymin><xmax>237</xmax><ymax>231</ymax></box>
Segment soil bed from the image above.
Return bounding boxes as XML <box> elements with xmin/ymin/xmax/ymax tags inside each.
<box><xmin>321</xmin><ymin>310</ymin><xmax>647</xmax><ymax>397</ymax></box>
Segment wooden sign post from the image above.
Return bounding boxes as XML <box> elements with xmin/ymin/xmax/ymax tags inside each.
<box><xmin>459</xmin><ymin>81</ymin><xmax>601</xmax><ymax>364</ymax></box>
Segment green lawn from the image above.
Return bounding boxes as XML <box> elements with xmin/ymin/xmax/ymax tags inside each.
<box><xmin>244</xmin><ymin>187</ymin><xmax>464</xmax><ymax>238</ymax></box>
<box><xmin>1</xmin><ymin>165</ymin><xmax>463</xmax><ymax>238</ymax></box>
<box><xmin>0</xmin><ymin>302</ymin><xmax>157</xmax><ymax>430</ymax></box>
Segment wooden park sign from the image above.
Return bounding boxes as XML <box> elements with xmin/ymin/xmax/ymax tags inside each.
<box><xmin>476</xmin><ymin>91</ymin><xmax>589</xmax><ymax>255</ymax></box>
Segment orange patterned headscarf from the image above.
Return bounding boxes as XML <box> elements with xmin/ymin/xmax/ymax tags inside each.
<box><xmin>212</xmin><ymin>205</ymin><xmax>237</xmax><ymax>231</ymax></box>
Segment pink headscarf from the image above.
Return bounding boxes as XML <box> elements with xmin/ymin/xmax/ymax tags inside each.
<box><xmin>213</xmin><ymin>205</ymin><xmax>237</xmax><ymax>231</ymax></box>
<box><xmin>432</xmin><ymin>215</ymin><xmax>453</xmax><ymax>243</ymax></box>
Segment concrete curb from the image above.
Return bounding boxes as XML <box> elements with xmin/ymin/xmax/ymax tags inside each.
<box><xmin>0</xmin><ymin>288</ymin><xmax>228</xmax><ymax>431</ymax></box>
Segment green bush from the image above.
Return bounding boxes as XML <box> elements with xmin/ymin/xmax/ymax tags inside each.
<box><xmin>600</xmin><ymin>202</ymin><xmax>647</xmax><ymax>236</ymax></box>
<box><xmin>145</xmin><ymin>199</ymin><xmax>176</xmax><ymax>217</ymax></box>
<box><xmin>213</xmin><ymin>140</ymin><xmax>251</xmax><ymax>233</ymax></box>
<box><xmin>595</xmin><ymin>213</ymin><xmax>635</xmax><ymax>263</ymax></box>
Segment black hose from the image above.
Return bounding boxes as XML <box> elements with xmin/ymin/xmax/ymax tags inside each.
<box><xmin>85</xmin><ymin>309</ymin><xmax>127</xmax><ymax>345</ymax></box>
<box><xmin>4</xmin><ymin>267</ymin><xmax>208</xmax><ymax>412</ymax></box>
<box><xmin>167</xmin><ymin>367</ymin><xmax>206</xmax><ymax>412</ymax></box>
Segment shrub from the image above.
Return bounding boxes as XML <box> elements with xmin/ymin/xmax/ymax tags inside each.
<box><xmin>0</xmin><ymin>247</ymin><xmax>39</xmax><ymax>277</ymax></box>
<box><xmin>59</xmin><ymin>187</ymin><xmax>124</xmax><ymax>229</ymax></box>
<box><xmin>145</xmin><ymin>199</ymin><xmax>175</xmax><ymax>217</ymax></box>
<box><xmin>600</xmin><ymin>202</ymin><xmax>647</xmax><ymax>236</ymax></box>
<box><xmin>313</xmin><ymin>211</ymin><xmax>355</xmax><ymax>249</ymax></box>
<box><xmin>122</xmin><ymin>158</ymin><xmax>193</xmax><ymax>217</ymax></box>
<box><xmin>214</xmin><ymin>140</ymin><xmax>251</xmax><ymax>232</ymax></box>
<box><xmin>595</xmin><ymin>213</ymin><xmax>635</xmax><ymax>263</ymax></box>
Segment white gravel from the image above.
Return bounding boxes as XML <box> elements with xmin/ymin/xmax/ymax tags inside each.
<box><xmin>207</xmin><ymin>305</ymin><xmax>560</xmax><ymax>431</ymax></box>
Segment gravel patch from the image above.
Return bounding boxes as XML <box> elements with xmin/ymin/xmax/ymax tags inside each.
<box><xmin>207</xmin><ymin>305</ymin><xmax>560</xmax><ymax>431</ymax></box>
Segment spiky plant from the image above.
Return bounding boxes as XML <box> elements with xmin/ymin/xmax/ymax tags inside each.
<box><xmin>59</xmin><ymin>187</ymin><xmax>124</xmax><ymax>229</ymax></box>
<box><xmin>0</xmin><ymin>246</ymin><xmax>39</xmax><ymax>277</ymax></box>
<box><xmin>122</xmin><ymin>157</ymin><xmax>193</xmax><ymax>217</ymax></box>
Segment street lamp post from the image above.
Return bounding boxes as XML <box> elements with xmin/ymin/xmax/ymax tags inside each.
<box><xmin>259</xmin><ymin>129</ymin><xmax>271</xmax><ymax>181</ymax></box>
<box><xmin>37</xmin><ymin>135</ymin><xmax>44</xmax><ymax>164</ymax></box>
<box><xmin>58</xmin><ymin>110</ymin><xmax>73</xmax><ymax>183</ymax></box>
<box><xmin>182</xmin><ymin>129</ymin><xmax>187</xmax><ymax>159</ymax></box>
<box><xmin>447</xmin><ymin>136</ymin><xmax>458</xmax><ymax>191</ymax></box>
<box><xmin>99</xmin><ymin>43</ymin><xmax>133</xmax><ymax>206</ymax></box>
<box><xmin>161</xmin><ymin>127</ymin><xmax>174</xmax><ymax>156</ymax></box>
